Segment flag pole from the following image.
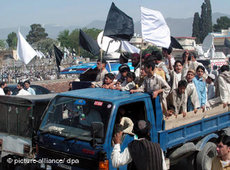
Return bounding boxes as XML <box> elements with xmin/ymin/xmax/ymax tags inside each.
<box><xmin>139</xmin><ymin>39</ymin><xmax>143</xmax><ymax>78</ymax></box>
<box><xmin>100</xmin><ymin>49</ymin><xmax>103</xmax><ymax>81</ymax></box>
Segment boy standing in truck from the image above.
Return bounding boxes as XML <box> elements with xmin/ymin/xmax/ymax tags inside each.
<box><xmin>168</xmin><ymin>80</ymin><xmax>188</xmax><ymax>117</ymax></box>
<box><xmin>185</xmin><ymin>69</ymin><xmax>200</xmax><ymax>113</ymax></box>
<box><xmin>130</xmin><ymin>62</ymin><xmax>170</xmax><ymax>115</ymax></box>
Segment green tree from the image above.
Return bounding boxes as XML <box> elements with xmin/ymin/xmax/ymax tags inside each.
<box><xmin>82</xmin><ymin>28</ymin><xmax>101</xmax><ymax>40</ymax></box>
<box><xmin>33</xmin><ymin>38</ymin><xmax>58</xmax><ymax>56</ymax></box>
<box><xmin>192</xmin><ymin>12</ymin><xmax>201</xmax><ymax>43</ymax></box>
<box><xmin>80</xmin><ymin>28</ymin><xmax>102</xmax><ymax>58</ymax></box>
<box><xmin>57</xmin><ymin>29</ymin><xmax>70</xmax><ymax>48</ymax></box>
<box><xmin>68</xmin><ymin>29</ymin><xmax>79</xmax><ymax>54</ymax></box>
<box><xmin>26</xmin><ymin>24</ymin><xmax>48</xmax><ymax>44</ymax></box>
<box><xmin>213</xmin><ymin>16</ymin><xmax>230</xmax><ymax>32</ymax></box>
<box><xmin>67</xmin><ymin>28</ymin><xmax>102</xmax><ymax>57</ymax></box>
<box><xmin>193</xmin><ymin>0</ymin><xmax>213</xmax><ymax>43</ymax></box>
<box><xmin>200</xmin><ymin>2</ymin><xmax>207</xmax><ymax>43</ymax></box>
<box><xmin>6</xmin><ymin>32</ymin><xmax>17</xmax><ymax>49</ymax></box>
<box><xmin>205</xmin><ymin>0</ymin><xmax>212</xmax><ymax>33</ymax></box>
<box><xmin>0</xmin><ymin>40</ymin><xmax>6</xmax><ymax>50</ymax></box>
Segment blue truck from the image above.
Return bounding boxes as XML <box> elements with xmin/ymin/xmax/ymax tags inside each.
<box><xmin>36</xmin><ymin>88</ymin><xmax>230</xmax><ymax>170</ymax></box>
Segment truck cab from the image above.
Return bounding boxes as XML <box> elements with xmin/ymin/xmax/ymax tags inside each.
<box><xmin>37</xmin><ymin>88</ymin><xmax>160</xmax><ymax>170</ymax></box>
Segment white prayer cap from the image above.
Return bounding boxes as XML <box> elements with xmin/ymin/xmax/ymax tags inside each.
<box><xmin>208</xmin><ymin>74</ymin><xmax>215</xmax><ymax>80</ymax></box>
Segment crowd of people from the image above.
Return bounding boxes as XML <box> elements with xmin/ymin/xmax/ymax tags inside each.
<box><xmin>91</xmin><ymin>47</ymin><xmax>230</xmax><ymax>118</ymax></box>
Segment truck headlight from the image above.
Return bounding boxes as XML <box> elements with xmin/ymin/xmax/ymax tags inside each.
<box><xmin>99</xmin><ymin>160</ymin><xmax>109</xmax><ymax>170</ymax></box>
<box><xmin>0</xmin><ymin>139</ymin><xmax>3</xmax><ymax>151</ymax></box>
<box><xmin>23</xmin><ymin>144</ymin><xmax>30</xmax><ymax>154</ymax></box>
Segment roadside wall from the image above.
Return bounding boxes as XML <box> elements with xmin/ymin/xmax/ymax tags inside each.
<box><xmin>33</xmin><ymin>78</ymin><xmax>75</xmax><ymax>93</ymax></box>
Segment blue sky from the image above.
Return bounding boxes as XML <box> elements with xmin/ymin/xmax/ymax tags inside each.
<box><xmin>1</xmin><ymin>0</ymin><xmax>229</xmax><ymax>28</ymax></box>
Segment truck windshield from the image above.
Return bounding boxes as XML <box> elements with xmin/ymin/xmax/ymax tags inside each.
<box><xmin>39</xmin><ymin>96</ymin><xmax>112</xmax><ymax>143</ymax></box>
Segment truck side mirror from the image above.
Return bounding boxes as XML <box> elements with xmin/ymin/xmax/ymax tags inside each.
<box><xmin>91</xmin><ymin>122</ymin><xmax>104</xmax><ymax>139</ymax></box>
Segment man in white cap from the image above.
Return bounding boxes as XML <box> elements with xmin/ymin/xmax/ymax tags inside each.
<box><xmin>111</xmin><ymin>120</ymin><xmax>167</xmax><ymax>170</ymax></box>
<box><xmin>206</xmin><ymin>73</ymin><xmax>216</xmax><ymax>100</ymax></box>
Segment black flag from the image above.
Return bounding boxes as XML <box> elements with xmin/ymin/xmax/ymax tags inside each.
<box><xmin>170</xmin><ymin>36</ymin><xmax>183</xmax><ymax>49</ymax></box>
<box><xmin>104</xmin><ymin>2</ymin><xmax>134</xmax><ymax>41</ymax></box>
<box><xmin>53</xmin><ymin>45</ymin><xmax>63</xmax><ymax>72</ymax></box>
<box><xmin>224</xmin><ymin>38</ymin><xmax>230</xmax><ymax>48</ymax></box>
<box><xmin>79</xmin><ymin>29</ymin><xmax>100</xmax><ymax>56</ymax></box>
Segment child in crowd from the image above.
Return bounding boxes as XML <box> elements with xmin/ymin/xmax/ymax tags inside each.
<box><xmin>185</xmin><ymin>69</ymin><xmax>200</xmax><ymax>113</ymax></box>
<box><xmin>168</xmin><ymin>80</ymin><xmax>188</xmax><ymax>117</ymax></box>
<box><xmin>130</xmin><ymin>62</ymin><xmax>171</xmax><ymax>115</ymax></box>
<box><xmin>115</xmin><ymin>64</ymin><xmax>130</xmax><ymax>86</ymax></box>
<box><xmin>193</xmin><ymin>66</ymin><xmax>207</xmax><ymax>111</ymax></box>
<box><xmin>117</xmin><ymin>72</ymin><xmax>136</xmax><ymax>91</ymax></box>
<box><xmin>102</xmin><ymin>73</ymin><xmax>115</xmax><ymax>89</ymax></box>
<box><xmin>206</xmin><ymin>74</ymin><xmax>216</xmax><ymax>100</ymax></box>
<box><xmin>168</xmin><ymin>60</ymin><xmax>187</xmax><ymax>91</ymax></box>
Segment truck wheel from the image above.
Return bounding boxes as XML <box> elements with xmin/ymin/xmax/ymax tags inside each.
<box><xmin>196</xmin><ymin>142</ymin><xmax>216</xmax><ymax>170</ymax></box>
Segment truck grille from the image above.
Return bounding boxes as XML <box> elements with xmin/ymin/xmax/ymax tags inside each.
<box><xmin>38</xmin><ymin>146</ymin><xmax>98</xmax><ymax>170</ymax></box>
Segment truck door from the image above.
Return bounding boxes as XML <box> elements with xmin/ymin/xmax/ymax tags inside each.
<box><xmin>108</xmin><ymin>100</ymin><xmax>152</xmax><ymax>170</ymax></box>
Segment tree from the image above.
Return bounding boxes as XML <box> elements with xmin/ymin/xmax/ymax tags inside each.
<box><xmin>192</xmin><ymin>12</ymin><xmax>201</xmax><ymax>43</ymax></box>
<box><xmin>213</xmin><ymin>16</ymin><xmax>230</xmax><ymax>32</ymax></box>
<box><xmin>82</xmin><ymin>28</ymin><xmax>101</xmax><ymax>40</ymax></box>
<box><xmin>0</xmin><ymin>40</ymin><xmax>6</xmax><ymax>50</ymax></box>
<box><xmin>80</xmin><ymin>28</ymin><xmax>102</xmax><ymax>58</ymax></box>
<box><xmin>200</xmin><ymin>2</ymin><xmax>207</xmax><ymax>43</ymax></box>
<box><xmin>26</xmin><ymin>24</ymin><xmax>48</xmax><ymax>44</ymax></box>
<box><xmin>68</xmin><ymin>29</ymin><xmax>79</xmax><ymax>54</ymax></box>
<box><xmin>205</xmin><ymin>0</ymin><xmax>212</xmax><ymax>33</ymax></box>
<box><xmin>57</xmin><ymin>30</ymin><xmax>70</xmax><ymax>48</ymax></box>
<box><xmin>6</xmin><ymin>32</ymin><xmax>17</xmax><ymax>49</ymax></box>
<box><xmin>192</xmin><ymin>0</ymin><xmax>212</xmax><ymax>43</ymax></box>
<box><xmin>33</xmin><ymin>38</ymin><xmax>58</xmax><ymax>57</ymax></box>
<box><xmin>65</xmin><ymin>28</ymin><xmax>102</xmax><ymax>57</ymax></box>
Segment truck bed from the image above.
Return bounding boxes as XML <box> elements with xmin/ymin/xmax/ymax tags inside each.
<box><xmin>159</xmin><ymin>105</ymin><xmax>230</xmax><ymax>151</ymax></box>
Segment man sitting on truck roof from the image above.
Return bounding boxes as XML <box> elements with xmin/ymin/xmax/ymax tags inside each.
<box><xmin>211</xmin><ymin>134</ymin><xmax>230</xmax><ymax>170</ymax></box>
<box><xmin>130</xmin><ymin>62</ymin><xmax>171</xmax><ymax>115</ymax></box>
<box><xmin>111</xmin><ymin>120</ymin><xmax>167</xmax><ymax>170</ymax></box>
<box><xmin>91</xmin><ymin>59</ymin><xmax>108</xmax><ymax>88</ymax></box>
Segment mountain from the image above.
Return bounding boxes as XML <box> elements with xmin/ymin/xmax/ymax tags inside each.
<box><xmin>0</xmin><ymin>12</ymin><xmax>229</xmax><ymax>40</ymax></box>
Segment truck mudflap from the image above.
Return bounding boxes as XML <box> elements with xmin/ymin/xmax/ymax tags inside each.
<box><xmin>0</xmin><ymin>133</ymin><xmax>32</xmax><ymax>159</ymax></box>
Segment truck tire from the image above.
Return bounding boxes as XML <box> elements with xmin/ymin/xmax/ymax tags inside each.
<box><xmin>196</xmin><ymin>142</ymin><xmax>216</xmax><ymax>170</ymax></box>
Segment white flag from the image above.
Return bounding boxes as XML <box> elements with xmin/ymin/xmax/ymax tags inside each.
<box><xmin>17</xmin><ymin>31</ymin><xmax>37</xmax><ymax>64</ymax></box>
<box><xmin>121</xmin><ymin>41</ymin><xmax>140</xmax><ymax>53</ymax></box>
<box><xmin>141</xmin><ymin>7</ymin><xmax>171</xmax><ymax>48</ymax></box>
